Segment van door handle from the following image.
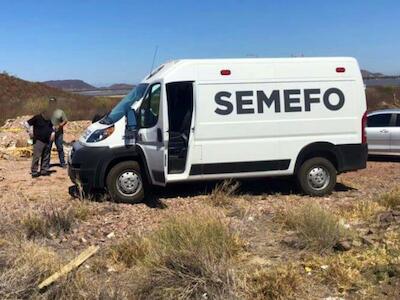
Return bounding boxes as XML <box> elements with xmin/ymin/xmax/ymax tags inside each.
<box><xmin>157</xmin><ymin>128</ymin><xmax>163</xmax><ymax>142</ymax></box>
<box><xmin>380</xmin><ymin>129</ymin><xmax>389</xmax><ymax>134</ymax></box>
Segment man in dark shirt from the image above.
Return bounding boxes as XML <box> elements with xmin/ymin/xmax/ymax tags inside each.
<box><xmin>25</xmin><ymin>110</ymin><xmax>54</xmax><ymax>177</ymax></box>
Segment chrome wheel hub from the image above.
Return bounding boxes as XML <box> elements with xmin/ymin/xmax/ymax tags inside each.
<box><xmin>117</xmin><ymin>171</ymin><xmax>142</xmax><ymax>196</ymax></box>
<box><xmin>307</xmin><ymin>166</ymin><xmax>330</xmax><ymax>190</ymax></box>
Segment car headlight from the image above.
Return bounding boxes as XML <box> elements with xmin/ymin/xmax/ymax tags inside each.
<box><xmin>81</xmin><ymin>129</ymin><xmax>92</xmax><ymax>140</ymax></box>
<box><xmin>87</xmin><ymin>126</ymin><xmax>115</xmax><ymax>143</ymax></box>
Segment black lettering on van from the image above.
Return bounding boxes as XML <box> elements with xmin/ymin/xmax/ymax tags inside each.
<box><xmin>323</xmin><ymin>88</ymin><xmax>345</xmax><ymax>111</ymax></box>
<box><xmin>236</xmin><ymin>91</ymin><xmax>254</xmax><ymax>114</ymax></box>
<box><xmin>284</xmin><ymin>89</ymin><xmax>301</xmax><ymax>112</ymax></box>
<box><xmin>215</xmin><ymin>91</ymin><xmax>233</xmax><ymax>115</ymax></box>
<box><xmin>257</xmin><ymin>90</ymin><xmax>281</xmax><ymax>113</ymax></box>
<box><xmin>304</xmin><ymin>89</ymin><xmax>320</xmax><ymax>111</ymax></box>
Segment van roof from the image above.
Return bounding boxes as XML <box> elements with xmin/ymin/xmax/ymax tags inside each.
<box><xmin>142</xmin><ymin>57</ymin><xmax>360</xmax><ymax>84</ymax></box>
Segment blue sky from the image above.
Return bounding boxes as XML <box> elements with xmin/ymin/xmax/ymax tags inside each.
<box><xmin>0</xmin><ymin>0</ymin><xmax>399</xmax><ymax>86</ymax></box>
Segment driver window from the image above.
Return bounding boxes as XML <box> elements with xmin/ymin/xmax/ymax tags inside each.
<box><xmin>139</xmin><ymin>83</ymin><xmax>161</xmax><ymax>128</ymax></box>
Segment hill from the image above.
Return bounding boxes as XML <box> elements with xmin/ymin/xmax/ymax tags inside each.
<box><xmin>366</xmin><ymin>86</ymin><xmax>400</xmax><ymax>110</ymax></box>
<box><xmin>361</xmin><ymin>69</ymin><xmax>385</xmax><ymax>78</ymax></box>
<box><xmin>105</xmin><ymin>83</ymin><xmax>135</xmax><ymax>90</ymax></box>
<box><xmin>43</xmin><ymin>79</ymin><xmax>96</xmax><ymax>91</ymax></box>
<box><xmin>0</xmin><ymin>74</ymin><xmax>119</xmax><ymax>125</ymax></box>
<box><xmin>1</xmin><ymin>73</ymin><xmax>399</xmax><ymax>125</ymax></box>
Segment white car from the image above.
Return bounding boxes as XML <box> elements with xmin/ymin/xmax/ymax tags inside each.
<box><xmin>366</xmin><ymin>109</ymin><xmax>400</xmax><ymax>155</ymax></box>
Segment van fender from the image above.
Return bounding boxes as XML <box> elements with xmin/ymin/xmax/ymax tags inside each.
<box><xmin>294</xmin><ymin>142</ymin><xmax>340</xmax><ymax>173</ymax></box>
<box><xmin>97</xmin><ymin>145</ymin><xmax>153</xmax><ymax>188</ymax></box>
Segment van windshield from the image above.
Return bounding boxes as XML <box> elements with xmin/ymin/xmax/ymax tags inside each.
<box><xmin>100</xmin><ymin>83</ymin><xmax>148</xmax><ymax>125</ymax></box>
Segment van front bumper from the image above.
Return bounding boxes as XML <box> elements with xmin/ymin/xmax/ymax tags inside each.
<box><xmin>68</xmin><ymin>142</ymin><xmax>105</xmax><ymax>192</ymax></box>
<box><xmin>68</xmin><ymin>141</ymin><xmax>140</xmax><ymax>192</ymax></box>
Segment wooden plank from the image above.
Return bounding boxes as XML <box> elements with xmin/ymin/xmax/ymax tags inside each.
<box><xmin>38</xmin><ymin>245</ymin><xmax>99</xmax><ymax>290</ymax></box>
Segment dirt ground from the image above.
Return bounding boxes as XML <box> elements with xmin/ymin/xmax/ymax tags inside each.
<box><xmin>0</xmin><ymin>155</ymin><xmax>400</xmax><ymax>299</ymax></box>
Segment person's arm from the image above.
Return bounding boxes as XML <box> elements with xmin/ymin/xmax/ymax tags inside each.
<box><xmin>25</xmin><ymin>116</ymin><xmax>36</xmax><ymax>138</ymax></box>
<box><xmin>50</xmin><ymin>122</ymin><xmax>55</xmax><ymax>142</ymax></box>
<box><xmin>59</xmin><ymin>111</ymin><xmax>68</xmax><ymax>128</ymax></box>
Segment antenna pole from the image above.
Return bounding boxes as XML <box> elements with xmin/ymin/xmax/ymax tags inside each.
<box><xmin>150</xmin><ymin>46</ymin><xmax>159</xmax><ymax>74</ymax></box>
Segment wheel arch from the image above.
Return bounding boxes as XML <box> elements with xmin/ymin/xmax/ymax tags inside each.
<box><xmin>98</xmin><ymin>147</ymin><xmax>152</xmax><ymax>189</ymax></box>
<box><xmin>294</xmin><ymin>142</ymin><xmax>340</xmax><ymax>174</ymax></box>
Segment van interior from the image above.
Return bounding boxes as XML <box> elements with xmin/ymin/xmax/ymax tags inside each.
<box><xmin>166</xmin><ymin>81</ymin><xmax>193</xmax><ymax>174</ymax></box>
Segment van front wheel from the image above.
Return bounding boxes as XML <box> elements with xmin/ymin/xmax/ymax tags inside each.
<box><xmin>296</xmin><ymin>157</ymin><xmax>336</xmax><ymax>196</ymax></box>
<box><xmin>106</xmin><ymin>161</ymin><xmax>145</xmax><ymax>203</ymax></box>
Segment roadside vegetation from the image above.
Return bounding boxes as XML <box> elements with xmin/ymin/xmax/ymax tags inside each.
<box><xmin>1</xmin><ymin>156</ymin><xmax>400</xmax><ymax>299</ymax></box>
<box><xmin>281</xmin><ymin>202</ymin><xmax>352</xmax><ymax>252</ymax></box>
<box><xmin>0</xmin><ymin>73</ymin><xmax>119</xmax><ymax>125</ymax></box>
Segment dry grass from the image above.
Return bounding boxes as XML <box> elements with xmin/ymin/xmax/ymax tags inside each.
<box><xmin>282</xmin><ymin>203</ymin><xmax>351</xmax><ymax>252</ymax></box>
<box><xmin>22</xmin><ymin>214</ymin><xmax>50</xmax><ymax>239</ymax></box>
<box><xmin>22</xmin><ymin>207</ymin><xmax>79</xmax><ymax>239</ymax></box>
<box><xmin>245</xmin><ymin>264</ymin><xmax>302</xmax><ymax>300</ymax></box>
<box><xmin>338</xmin><ymin>199</ymin><xmax>385</xmax><ymax>223</ymax></box>
<box><xmin>378</xmin><ymin>187</ymin><xmax>400</xmax><ymax>209</ymax></box>
<box><xmin>109</xmin><ymin>233</ymin><xmax>149</xmax><ymax>268</ymax></box>
<box><xmin>209</xmin><ymin>179</ymin><xmax>240</xmax><ymax>208</ymax></box>
<box><xmin>306</xmin><ymin>245</ymin><xmax>400</xmax><ymax>295</ymax></box>
<box><xmin>0</xmin><ymin>240</ymin><xmax>60</xmax><ymax>298</ymax></box>
<box><xmin>0</xmin><ymin>239</ymin><xmax>110</xmax><ymax>299</ymax></box>
<box><xmin>130</xmin><ymin>209</ymin><xmax>243</xmax><ymax>299</ymax></box>
<box><xmin>72</xmin><ymin>201</ymin><xmax>91</xmax><ymax>221</ymax></box>
<box><xmin>44</xmin><ymin>208</ymin><xmax>74</xmax><ymax>235</ymax></box>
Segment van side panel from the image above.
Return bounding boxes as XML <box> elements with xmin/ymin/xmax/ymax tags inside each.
<box><xmin>190</xmin><ymin>61</ymin><xmax>365</xmax><ymax>178</ymax></box>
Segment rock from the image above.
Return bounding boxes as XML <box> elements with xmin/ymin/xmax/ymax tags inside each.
<box><xmin>361</xmin><ymin>236</ymin><xmax>376</xmax><ymax>246</ymax></box>
<box><xmin>366</xmin><ymin>228</ymin><xmax>375</xmax><ymax>235</ymax></box>
<box><xmin>15</xmin><ymin>138</ymin><xmax>29</xmax><ymax>147</ymax></box>
<box><xmin>281</xmin><ymin>236</ymin><xmax>301</xmax><ymax>248</ymax></box>
<box><xmin>378</xmin><ymin>211</ymin><xmax>394</xmax><ymax>224</ymax></box>
<box><xmin>249</xmin><ymin>256</ymin><xmax>271</xmax><ymax>266</ymax></box>
<box><xmin>107</xmin><ymin>232</ymin><xmax>115</xmax><ymax>239</ymax></box>
<box><xmin>392</xmin><ymin>210</ymin><xmax>400</xmax><ymax>216</ymax></box>
<box><xmin>334</xmin><ymin>240</ymin><xmax>352</xmax><ymax>251</ymax></box>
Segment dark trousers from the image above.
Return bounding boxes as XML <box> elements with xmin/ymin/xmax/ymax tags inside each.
<box><xmin>31</xmin><ymin>140</ymin><xmax>51</xmax><ymax>174</ymax></box>
<box><xmin>50</xmin><ymin>133</ymin><xmax>65</xmax><ymax>165</ymax></box>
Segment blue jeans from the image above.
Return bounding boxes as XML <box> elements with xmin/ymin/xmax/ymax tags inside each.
<box><xmin>50</xmin><ymin>133</ymin><xmax>65</xmax><ymax>166</ymax></box>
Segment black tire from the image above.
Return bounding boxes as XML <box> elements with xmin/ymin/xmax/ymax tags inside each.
<box><xmin>106</xmin><ymin>161</ymin><xmax>145</xmax><ymax>203</ymax></box>
<box><xmin>296</xmin><ymin>157</ymin><xmax>337</xmax><ymax>196</ymax></box>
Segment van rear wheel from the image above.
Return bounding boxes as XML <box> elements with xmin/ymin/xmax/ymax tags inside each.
<box><xmin>106</xmin><ymin>161</ymin><xmax>145</xmax><ymax>203</ymax></box>
<box><xmin>296</xmin><ymin>157</ymin><xmax>336</xmax><ymax>196</ymax></box>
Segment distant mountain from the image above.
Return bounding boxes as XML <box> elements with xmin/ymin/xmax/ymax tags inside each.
<box><xmin>361</xmin><ymin>70</ymin><xmax>385</xmax><ymax>78</ymax></box>
<box><xmin>105</xmin><ymin>83</ymin><xmax>135</xmax><ymax>90</ymax></box>
<box><xmin>43</xmin><ymin>80</ymin><xmax>96</xmax><ymax>91</ymax></box>
<box><xmin>43</xmin><ymin>80</ymin><xmax>135</xmax><ymax>92</ymax></box>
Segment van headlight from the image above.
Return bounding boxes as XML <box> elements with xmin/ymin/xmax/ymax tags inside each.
<box><xmin>87</xmin><ymin>126</ymin><xmax>115</xmax><ymax>143</ymax></box>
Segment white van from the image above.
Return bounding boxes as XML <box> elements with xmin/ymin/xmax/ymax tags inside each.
<box><xmin>68</xmin><ymin>57</ymin><xmax>368</xmax><ymax>202</ymax></box>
